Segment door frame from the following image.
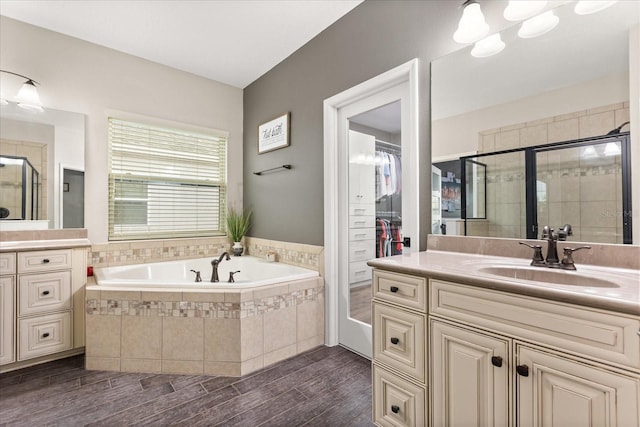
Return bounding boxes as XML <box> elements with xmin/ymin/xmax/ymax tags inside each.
<box><xmin>323</xmin><ymin>58</ymin><xmax>420</xmax><ymax>348</ymax></box>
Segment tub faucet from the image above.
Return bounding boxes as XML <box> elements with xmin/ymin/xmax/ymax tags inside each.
<box><xmin>211</xmin><ymin>252</ymin><xmax>231</xmax><ymax>282</ymax></box>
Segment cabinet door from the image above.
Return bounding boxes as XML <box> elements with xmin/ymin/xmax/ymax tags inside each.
<box><xmin>0</xmin><ymin>276</ymin><xmax>15</xmax><ymax>365</ymax></box>
<box><xmin>431</xmin><ymin>319</ymin><xmax>512</xmax><ymax>427</ymax></box>
<box><xmin>348</xmin><ymin>130</ymin><xmax>375</xmax><ymax>204</ymax></box>
<box><xmin>517</xmin><ymin>344</ymin><xmax>640</xmax><ymax>427</ymax></box>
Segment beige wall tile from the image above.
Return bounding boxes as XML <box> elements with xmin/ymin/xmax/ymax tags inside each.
<box><xmin>204</xmin><ymin>361</ymin><xmax>241</xmax><ymax>377</ymax></box>
<box><xmin>288</xmin><ymin>277</ymin><xmax>322</xmax><ymax>293</ymax></box>
<box><xmin>581</xmin><ymin>201</ymin><xmax>617</xmax><ymax>228</ymax></box>
<box><xmin>204</xmin><ymin>318</ymin><xmax>240</xmax><ymax>362</ymax></box>
<box><xmin>297</xmin><ymin>300</ymin><xmax>322</xmax><ymax>342</ymax></box>
<box><xmin>101</xmin><ymin>291</ymin><xmax>141</xmax><ymax>301</ymax></box>
<box><xmin>121</xmin><ymin>316</ymin><xmax>162</xmax><ymax>359</ymax></box>
<box><xmin>263</xmin><ymin>344</ymin><xmax>297</xmax><ymax>367</ymax></box>
<box><xmin>554</xmin><ymin>110</ymin><xmax>586</xmax><ymax>122</ymax></box>
<box><xmin>240</xmin><ymin>314</ymin><xmax>263</xmax><ymax>362</ymax></box>
<box><xmin>548</xmin><ymin>202</ymin><xmax>581</xmax><ymax>229</ymax></box>
<box><xmin>240</xmin><ymin>355</ymin><xmax>264</xmax><ymax>376</ymax></box>
<box><xmin>579</xmin><ymin>111</ymin><xmax>615</xmax><ymax>138</ymax></box>
<box><xmin>263</xmin><ymin>306</ymin><xmax>296</xmax><ymax>354</ymax></box>
<box><xmin>162</xmin><ymin>360</ymin><xmax>204</xmax><ymax>375</ymax></box>
<box><xmin>121</xmin><ymin>358</ymin><xmax>162</xmax><ymax>373</ymax></box>
<box><xmin>580</xmin><ymin>174</ymin><xmax>617</xmax><ymax>201</ymax></box>
<box><xmin>141</xmin><ymin>291</ymin><xmax>182</xmax><ymax>302</ymax></box>
<box><xmin>614</xmin><ymin>108</ymin><xmax>630</xmax><ymax>127</ymax></box>
<box><xmin>184</xmin><ymin>291</ymin><xmax>226</xmax><ymax>303</ymax></box>
<box><xmin>526</xmin><ymin>117</ymin><xmax>553</xmax><ymax>127</ymax></box>
<box><xmin>297</xmin><ymin>336</ymin><xmax>324</xmax><ymax>354</ymax></box>
<box><xmin>519</xmin><ymin>124</ymin><xmax>547</xmax><ymax>148</ymax></box>
<box><xmin>85</xmin><ymin>289</ymin><xmax>100</xmax><ymax>300</ymax></box>
<box><xmin>163</xmin><ymin>317</ymin><xmax>204</xmax><ymax>361</ymax></box>
<box><xmin>548</xmin><ymin>118</ymin><xmax>579</xmax><ymax>143</ymax></box>
<box><xmin>85</xmin><ymin>356</ymin><xmax>121</xmax><ymax>371</ymax></box>
<box><xmin>253</xmin><ymin>283</ymin><xmax>288</xmax><ymax>300</ymax></box>
<box><xmin>587</xmin><ymin>103</ymin><xmax>622</xmax><ymax>115</ymax></box>
<box><xmin>85</xmin><ymin>315</ymin><xmax>121</xmax><ymax>358</ymax></box>
<box><xmin>579</xmin><ymin>227</ymin><xmax>619</xmax><ymax>244</ymax></box>
<box><xmin>494</xmin><ymin>129</ymin><xmax>519</xmax><ymax>150</ymax></box>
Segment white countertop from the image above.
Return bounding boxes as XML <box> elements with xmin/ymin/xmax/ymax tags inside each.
<box><xmin>0</xmin><ymin>238</ymin><xmax>91</xmax><ymax>251</ymax></box>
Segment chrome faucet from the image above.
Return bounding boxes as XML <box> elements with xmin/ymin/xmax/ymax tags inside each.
<box><xmin>521</xmin><ymin>225</ymin><xmax>590</xmax><ymax>270</ymax></box>
<box><xmin>210</xmin><ymin>252</ymin><xmax>230</xmax><ymax>282</ymax></box>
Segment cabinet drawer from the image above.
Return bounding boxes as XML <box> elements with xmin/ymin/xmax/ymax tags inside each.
<box><xmin>18</xmin><ymin>312</ymin><xmax>72</xmax><ymax>361</ymax></box>
<box><xmin>18</xmin><ymin>250</ymin><xmax>72</xmax><ymax>273</ymax></box>
<box><xmin>349</xmin><ymin>228</ymin><xmax>376</xmax><ymax>242</ymax></box>
<box><xmin>19</xmin><ymin>271</ymin><xmax>72</xmax><ymax>316</ymax></box>
<box><xmin>373</xmin><ymin>270</ymin><xmax>427</xmax><ymax>312</ymax></box>
<box><xmin>0</xmin><ymin>253</ymin><xmax>16</xmax><ymax>275</ymax></box>
<box><xmin>373</xmin><ymin>364</ymin><xmax>426</xmax><ymax>427</ymax></box>
<box><xmin>349</xmin><ymin>216</ymin><xmax>375</xmax><ymax>229</ymax></box>
<box><xmin>349</xmin><ymin>241</ymin><xmax>375</xmax><ymax>262</ymax></box>
<box><xmin>373</xmin><ymin>302</ymin><xmax>426</xmax><ymax>382</ymax></box>
<box><xmin>430</xmin><ymin>279</ymin><xmax>640</xmax><ymax>370</ymax></box>
<box><xmin>349</xmin><ymin>204</ymin><xmax>375</xmax><ymax>216</ymax></box>
<box><xmin>349</xmin><ymin>261</ymin><xmax>372</xmax><ymax>284</ymax></box>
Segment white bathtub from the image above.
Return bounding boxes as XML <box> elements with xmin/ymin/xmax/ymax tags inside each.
<box><xmin>94</xmin><ymin>255</ymin><xmax>319</xmax><ymax>289</ymax></box>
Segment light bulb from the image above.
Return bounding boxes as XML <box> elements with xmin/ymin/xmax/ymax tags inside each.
<box><xmin>504</xmin><ymin>1</ymin><xmax>547</xmax><ymax>21</ymax></box>
<box><xmin>603</xmin><ymin>142</ymin><xmax>621</xmax><ymax>156</ymax></box>
<box><xmin>575</xmin><ymin>1</ymin><xmax>617</xmax><ymax>15</ymax></box>
<box><xmin>453</xmin><ymin>2</ymin><xmax>490</xmax><ymax>44</ymax></box>
<box><xmin>582</xmin><ymin>146</ymin><xmax>598</xmax><ymax>159</ymax></box>
<box><xmin>471</xmin><ymin>33</ymin><xmax>506</xmax><ymax>58</ymax></box>
<box><xmin>518</xmin><ymin>10</ymin><xmax>559</xmax><ymax>38</ymax></box>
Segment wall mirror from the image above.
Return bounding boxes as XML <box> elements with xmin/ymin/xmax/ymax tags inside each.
<box><xmin>431</xmin><ymin>1</ymin><xmax>638</xmax><ymax>244</ymax></box>
<box><xmin>0</xmin><ymin>103</ymin><xmax>85</xmax><ymax>230</ymax></box>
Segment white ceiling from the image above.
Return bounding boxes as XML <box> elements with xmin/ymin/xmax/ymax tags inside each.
<box><xmin>0</xmin><ymin>0</ymin><xmax>363</xmax><ymax>88</ymax></box>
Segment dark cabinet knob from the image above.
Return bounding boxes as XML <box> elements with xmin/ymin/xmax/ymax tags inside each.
<box><xmin>390</xmin><ymin>286</ymin><xmax>399</xmax><ymax>293</ymax></box>
<box><xmin>42</xmin><ymin>259</ymin><xmax>50</xmax><ymax>264</ymax></box>
<box><xmin>41</xmin><ymin>290</ymin><xmax>50</xmax><ymax>296</ymax></box>
<box><xmin>516</xmin><ymin>364</ymin><xmax>529</xmax><ymax>377</ymax></box>
<box><xmin>391</xmin><ymin>405</ymin><xmax>400</xmax><ymax>414</ymax></box>
<box><xmin>390</xmin><ymin>337</ymin><xmax>400</xmax><ymax>345</ymax></box>
<box><xmin>491</xmin><ymin>356</ymin><xmax>503</xmax><ymax>367</ymax></box>
<box><xmin>42</xmin><ymin>332</ymin><xmax>50</xmax><ymax>338</ymax></box>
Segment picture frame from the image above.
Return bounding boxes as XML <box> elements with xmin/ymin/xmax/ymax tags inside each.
<box><xmin>258</xmin><ymin>112</ymin><xmax>290</xmax><ymax>154</ymax></box>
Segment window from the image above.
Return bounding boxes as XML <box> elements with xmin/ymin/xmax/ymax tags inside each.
<box><xmin>108</xmin><ymin>118</ymin><xmax>227</xmax><ymax>240</ymax></box>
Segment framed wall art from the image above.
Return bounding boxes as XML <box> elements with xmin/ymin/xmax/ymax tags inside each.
<box><xmin>258</xmin><ymin>112</ymin><xmax>290</xmax><ymax>154</ymax></box>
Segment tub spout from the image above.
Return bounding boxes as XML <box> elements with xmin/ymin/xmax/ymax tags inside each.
<box><xmin>210</xmin><ymin>252</ymin><xmax>231</xmax><ymax>282</ymax></box>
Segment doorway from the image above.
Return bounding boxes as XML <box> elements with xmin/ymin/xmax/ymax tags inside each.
<box><xmin>62</xmin><ymin>168</ymin><xmax>84</xmax><ymax>228</ymax></box>
<box><xmin>323</xmin><ymin>59</ymin><xmax>420</xmax><ymax>357</ymax></box>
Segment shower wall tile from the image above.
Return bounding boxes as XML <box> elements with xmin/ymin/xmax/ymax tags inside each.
<box><xmin>580</xmin><ymin>174</ymin><xmax>617</xmax><ymax>201</ymax></box>
<box><xmin>494</xmin><ymin>129</ymin><xmax>519</xmax><ymax>150</ymax></box>
<box><xmin>579</xmin><ymin>111</ymin><xmax>615</xmax><ymax>138</ymax></box>
<box><xmin>548</xmin><ymin>118</ymin><xmax>579</xmax><ymax>143</ymax></box>
<box><xmin>519</xmin><ymin>123</ymin><xmax>547</xmax><ymax>147</ymax></box>
<box><xmin>163</xmin><ymin>317</ymin><xmax>204</xmax><ymax>361</ymax></box>
<box><xmin>121</xmin><ymin>316</ymin><xmax>162</xmax><ymax>360</ymax></box>
<box><xmin>263</xmin><ymin>306</ymin><xmax>296</xmax><ymax>354</ymax></box>
<box><xmin>580</xmin><ymin>201</ymin><xmax>617</xmax><ymax>228</ymax></box>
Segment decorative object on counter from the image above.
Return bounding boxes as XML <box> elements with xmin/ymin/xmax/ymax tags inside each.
<box><xmin>258</xmin><ymin>112</ymin><xmax>290</xmax><ymax>154</ymax></box>
<box><xmin>253</xmin><ymin>164</ymin><xmax>292</xmax><ymax>175</ymax></box>
<box><xmin>226</xmin><ymin>207</ymin><xmax>252</xmax><ymax>256</ymax></box>
<box><xmin>267</xmin><ymin>251</ymin><xmax>276</xmax><ymax>262</ymax></box>
<box><xmin>0</xmin><ymin>70</ymin><xmax>44</xmax><ymax>111</ymax></box>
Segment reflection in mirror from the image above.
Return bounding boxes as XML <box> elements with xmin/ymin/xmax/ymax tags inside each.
<box><xmin>0</xmin><ymin>155</ymin><xmax>40</xmax><ymax>220</ymax></box>
<box><xmin>431</xmin><ymin>1</ymin><xmax>638</xmax><ymax>244</ymax></box>
<box><xmin>0</xmin><ymin>103</ymin><xmax>85</xmax><ymax>230</ymax></box>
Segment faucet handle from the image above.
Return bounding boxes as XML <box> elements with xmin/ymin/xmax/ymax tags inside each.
<box><xmin>228</xmin><ymin>270</ymin><xmax>240</xmax><ymax>283</ymax></box>
<box><xmin>560</xmin><ymin>246</ymin><xmax>591</xmax><ymax>270</ymax></box>
<box><xmin>190</xmin><ymin>269</ymin><xmax>202</xmax><ymax>282</ymax></box>
<box><xmin>519</xmin><ymin>242</ymin><xmax>545</xmax><ymax>266</ymax></box>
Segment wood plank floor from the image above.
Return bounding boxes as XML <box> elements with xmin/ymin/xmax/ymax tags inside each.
<box><xmin>0</xmin><ymin>346</ymin><xmax>373</xmax><ymax>427</ymax></box>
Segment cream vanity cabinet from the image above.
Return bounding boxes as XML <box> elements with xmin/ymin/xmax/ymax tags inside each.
<box><xmin>0</xmin><ymin>247</ymin><xmax>87</xmax><ymax>371</ymax></box>
<box><xmin>371</xmin><ymin>270</ymin><xmax>640</xmax><ymax>427</ymax></box>
<box><xmin>0</xmin><ymin>253</ymin><xmax>16</xmax><ymax>365</ymax></box>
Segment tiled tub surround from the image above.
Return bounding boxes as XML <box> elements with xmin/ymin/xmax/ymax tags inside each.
<box><xmin>85</xmin><ymin>276</ymin><xmax>324</xmax><ymax>376</ymax></box>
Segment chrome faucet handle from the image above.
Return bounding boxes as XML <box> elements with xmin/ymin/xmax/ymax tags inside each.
<box><xmin>519</xmin><ymin>242</ymin><xmax>545</xmax><ymax>266</ymax></box>
<box><xmin>560</xmin><ymin>246</ymin><xmax>591</xmax><ymax>270</ymax></box>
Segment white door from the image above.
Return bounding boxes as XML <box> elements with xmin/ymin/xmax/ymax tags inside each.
<box><xmin>336</xmin><ymin>82</ymin><xmax>417</xmax><ymax>357</ymax></box>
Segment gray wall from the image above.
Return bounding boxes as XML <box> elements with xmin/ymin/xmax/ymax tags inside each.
<box><xmin>243</xmin><ymin>0</ymin><xmax>511</xmax><ymax>247</ymax></box>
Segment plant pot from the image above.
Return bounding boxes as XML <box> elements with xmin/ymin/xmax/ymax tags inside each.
<box><xmin>232</xmin><ymin>241</ymin><xmax>244</xmax><ymax>256</ymax></box>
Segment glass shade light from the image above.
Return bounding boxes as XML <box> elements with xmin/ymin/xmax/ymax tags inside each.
<box><xmin>604</xmin><ymin>142</ymin><xmax>621</xmax><ymax>156</ymax></box>
<box><xmin>575</xmin><ymin>1</ymin><xmax>617</xmax><ymax>15</ymax></box>
<box><xmin>582</xmin><ymin>145</ymin><xmax>598</xmax><ymax>159</ymax></box>
<box><xmin>453</xmin><ymin>2</ymin><xmax>490</xmax><ymax>44</ymax></box>
<box><xmin>518</xmin><ymin>10</ymin><xmax>559</xmax><ymax>38</ymax></box>
<box><xmin>15</xmin><ymin>80</ymin><xmax>43</xmax><ymax>112</ymax></box>
<box><xmin>504</xmin><ymin>0</ymin><xmax>547</xmax><ymax>21</ymax></box>
<box><xmin>471</xmin><ymin>33</ymin><xmax>506</xmax><ymax>58</ymax></box>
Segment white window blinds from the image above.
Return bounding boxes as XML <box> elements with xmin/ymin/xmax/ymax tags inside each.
<box><xmin>108</xmin><ymin>118</ymin><xmax>227</xmax><ymax>240</ymax></box>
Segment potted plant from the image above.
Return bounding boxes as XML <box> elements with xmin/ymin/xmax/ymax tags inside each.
<box><xmin>226</xmin><ymin>207</ymin><xmax>252</xmax><ymax>256</ymax></box>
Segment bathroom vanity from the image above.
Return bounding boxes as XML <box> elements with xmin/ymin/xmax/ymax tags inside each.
<box><xmin>368</xmin><ymin>238</ymin><xmax>640</xmax><ymax>427</ymax></box>
<box><xmin>0</xmin><ymin>231</ymin><xmax>90</xmax><ymax>372</ymax></box>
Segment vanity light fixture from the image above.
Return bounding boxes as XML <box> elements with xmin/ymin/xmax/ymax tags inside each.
<box><xmin>574</xmin><ymin>0</ymin><xmax>618</xmax><ymax>15</ymax></box>
<box><xmin>453</xmin><ymin>0</ymin><xmax>490</xmax><ymax>44</ymax></box>
<box><xmin>518</xmin><ymin>10</ymin><xmax>559</xmax><ymax>38</ymax></box>
<box><xmin>504</xmin><ymin>0</ymin><xmax>547</xmax><ymax>21</ymax></box>
<box><xmin>0</xmin><ymin>70</ymin><xmax>44</xmax><ymax>112</ymax></box>
<box><xmin>603</xmin><ymin>142</ymin><xmax>621</xmax><ymax>156</ymax></box>
<box><xmin>582</xmin><ymin>145</ymin><xmax>598</xmax><ymax>159</ymax></box>
<box><xmin>471</xmin><ymin>33</ymin><xmax>505</xmax><ymax>58</ymax></box>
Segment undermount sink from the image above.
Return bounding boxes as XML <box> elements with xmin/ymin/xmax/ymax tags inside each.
<box><xmin>478</xmin><ymin>266</ymin><xmax>620</xmax><ymax>288</ymax></box>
